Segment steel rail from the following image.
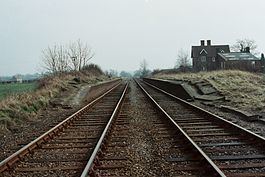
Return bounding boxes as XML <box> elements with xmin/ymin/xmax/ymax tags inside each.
<box><xmin>0</xmin><ymin>81</ymin><xmax>122</xmax><ymax>173</ymax></box>
<box><xmin>143</xmin><ymin>79</ymin><xmax>265</xmax><ymax>142</ymax></box>
<box><xmin>135</xmin><ymin>79</ymin><xmax>227</xmax><ymax>177</ymax></box>
<box><xmin>80</xmin><ymin>83</ymin><xmax>128</xmax><ymax>177</ymax></box>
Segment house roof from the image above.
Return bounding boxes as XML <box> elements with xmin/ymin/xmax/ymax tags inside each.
<box><xmin>218</xmin><ymin>52</ymin><xmax>259</xmax><ymax>61</ymax></box>
<box><xmin>191</xmin><ymin>45</ymin><xmax>230</xmax><ymax>58</ymax></box>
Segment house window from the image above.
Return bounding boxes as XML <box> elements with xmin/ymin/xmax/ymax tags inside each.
<box><xmin>251</xmin><ymin>61</ymin><xmax>255</xmax><ymax>69</ymax></box>
<box><xmin>221</xmin><ymin>62</ymin><xmax>224</xmax><ymax>69</ymax></box>
<box><xmin>201</xmin><ymin>56</ymin><xmax>206</xmax><ymax>62</ymax></box>
<box><xmin>212</xmin><ymin>57</ymin><xmax>215</xmax><ymax>62</ymax></box>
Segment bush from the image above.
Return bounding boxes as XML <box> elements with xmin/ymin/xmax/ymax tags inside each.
<box><xmin>81</xmin><ymin>64</ymin><xmax>104</xmax><ymax>76</ymax></box>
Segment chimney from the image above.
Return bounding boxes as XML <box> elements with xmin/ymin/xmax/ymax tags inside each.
<box><xmin>245</xmin><ymin>47</ymin><xmax>250</xmax><ymax>53</ymax></box>
<box><xmin>200</xmin><ymin>40</ymin><xmax>205</xmax><ymax>46</ymax></box>
<box><xmin>207</xmin><ymin>40</ymin><xmax>211</xmax><ymax>46</ymax></box>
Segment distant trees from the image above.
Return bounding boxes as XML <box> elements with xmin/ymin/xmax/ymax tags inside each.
<box><xmin>105</xmin><ymin>69</ymin><xmax>118</xmax><ymax>77</ymax></box>
<box><xmin>133</xmin><ymin>70</ymin><xmax>142</xmax><ymax>78</ymax></box>
<box><xmin>42</xmin><ymin>40</ymin><xmax>95</xmax><ymax>74</ymax></box>
<box><xmin>134</xmin><ymin>59</ymin><xmax>151</xmax><ymax>78</ymax></box>
<box><xmin>231</xmin><ymin>39</ymin><xmax>259</xmax><ymax>55</ymax></box>
<box><xmin>139</xmin><ymin>59</ymin><xmax>150</xmax><ymax>78</ymax></box>
<box><xmin>119</xmin><ymin>71</ymin><xmax>132</xmax><ymax>78</ymax></box>
<box><xmin>175</xmin><ymin>49</ymin><xmax>191</xmax><ymax>72</ymax></box>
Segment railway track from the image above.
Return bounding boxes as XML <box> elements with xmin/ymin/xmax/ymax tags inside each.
<box><xmin>82</xmin><ymin>90</ymin><xmax>131</xmax><ymax>177</ymax></box>
<box><xmin>82</xmin><ymin>80</ymin><xmax>225</xmax><ymax>176</ymax></box>
<box><xmin>0</xmin><ymin>81</ymin><xmax>127</xmax><ymax>177</ymax></box>
<box><xmin>137</xmin><ymin>79</ymin><xmax>265</xmax><ymax>177</ymax></box>
<box><xmin>1</xmin><ymin>79</ymin><xmax>265</xmax><ymax>177</ymax></box>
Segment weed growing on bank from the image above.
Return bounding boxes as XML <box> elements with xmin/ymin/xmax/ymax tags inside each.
<box><xmin>154</xmin><ymin>70</ymin><xmax>265</xmax><ymax>111</ymax></box>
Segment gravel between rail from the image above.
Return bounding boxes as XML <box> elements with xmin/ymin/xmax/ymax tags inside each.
<box><xmin>127</xmin><ymin>81</ymin><xmax>168</xmax><ymax>176</ymax></box>
<box><xmin>90</xmin><ymin>80</ymin><xmax>213</xmax><ymax>176</ymax></box>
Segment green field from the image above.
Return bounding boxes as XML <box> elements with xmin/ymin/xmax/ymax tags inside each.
<box><xmin>0</xmin><ymin>82</ymin><xmax>37</xmax><ymax>100</ymax></box>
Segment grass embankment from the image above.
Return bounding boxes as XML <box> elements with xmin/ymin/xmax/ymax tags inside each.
<box><xmin>0</xmin><ymin>68</ymin><xmax>108</xmax><ymax>132</ymax></box>
<box><xmin>154</xmin><ymin>70</ymin><xmax>265</xmax><ymax>111</ymax></box>
<box><xmin>0</xmin><ymin>83</ymin><xmax>37</xmax><ymax>100</ymax></box>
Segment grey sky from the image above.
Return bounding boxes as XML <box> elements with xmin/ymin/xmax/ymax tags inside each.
<box><xmin>0</xmin><ymin>0</ymin><xmax>264</xmax><ymax>75</ymax></box>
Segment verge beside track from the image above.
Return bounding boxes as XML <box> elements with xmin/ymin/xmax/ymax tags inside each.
<box><xmin>138</xmin><ymin>79</ymin><xmax>265</xmax><ymax>177</ymax></box>
<box><xmin>1</xmin><ymin>81</ymin><xmax>127</xmax><ymax>177</ymax></box>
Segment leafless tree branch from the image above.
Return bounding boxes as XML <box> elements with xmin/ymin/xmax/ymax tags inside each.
<box><xmin>42</xmin><ymin>40</ymin><xmax>95</xmax><ymax>74</ymax></box>
<box><xmin>175</xmin><ymin>49</ymin><xmax>191</xmax><ymax>68</ymax></box>
<box><xmin>231</xmin><ymin>38</ymin><xmax>259</xmax><ymax>55</ymax></box>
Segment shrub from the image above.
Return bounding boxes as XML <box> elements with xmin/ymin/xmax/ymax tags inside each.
<box><xmin>81</xmin><ymin>64</ymin><xmax>104</xmax><ymax>76</ymax></box>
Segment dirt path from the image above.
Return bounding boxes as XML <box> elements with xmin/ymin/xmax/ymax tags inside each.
<box><xmin>63</xmin><ymin>84</ymin><xmax>91</xmax><ymax>106</ymax></box>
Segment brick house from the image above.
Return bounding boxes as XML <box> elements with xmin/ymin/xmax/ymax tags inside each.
<box><xmin>191</xmin><ymin>40</ymin><xmax>230</xmax><ymax>71</ymax></box>
<box><xmin>191</xmin><ymin>40</ymin><xmax>264</xmax><ymax>72</ymax></box>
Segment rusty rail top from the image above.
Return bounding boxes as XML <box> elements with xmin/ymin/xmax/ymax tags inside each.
<box><xmin>0</xmin><ymin>80</ymin><xmax>122</xmax><ymax>173</ymax></box>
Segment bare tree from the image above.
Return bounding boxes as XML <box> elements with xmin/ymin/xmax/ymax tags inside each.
<box><xmin>139</xmin><ymin>59</ymin><xmax>150</xmax><ymax>78</ymax></box>
<box><xmin>175</xmin><ymin>49</ymin><xmax>191</xmax><ymax>68</ymax></box>
<box><xmin>231</xmin><ymin>39</ymin><xmax>259</xmax><ymax>55</ymax></box>
<box><xmin>68</xmin><ymin>39</ymin><xmax>95</xmax><ymax>71</ymax></box>
<box><xmin>57</xmin><ymin>45</ymin><xmax>69</xmax><ymax>73</ymax></box>
<box><xmin>42</xmin><ymin>45</ymin><xmax>59</xmax><ymax>74</ymax></box>
<box><xmin>42</xmin><ymin>40</ymin><xmax>94</xmax><ymax>74</ymax></box>
<box><xmin>42</xmin><ymin>44</ymin><xmax>69</xmax><ymax>74</ymax></box>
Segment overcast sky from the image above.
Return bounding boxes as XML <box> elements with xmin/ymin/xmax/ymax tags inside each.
<box><xmin>0</xmin><ymin>0</ymin><xmax>264</xmax><ymax>75</ymax></box>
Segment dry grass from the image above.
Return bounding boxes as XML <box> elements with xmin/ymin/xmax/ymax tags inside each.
<box><xmin>154</xmin><ymin>70</ymin><xmax>265</xmax><ymax>111</ymax></box>
<box><xmin>0</xmin><ymin>71</ymin><xmax>108</xmax><ymax>132</ymax></box>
